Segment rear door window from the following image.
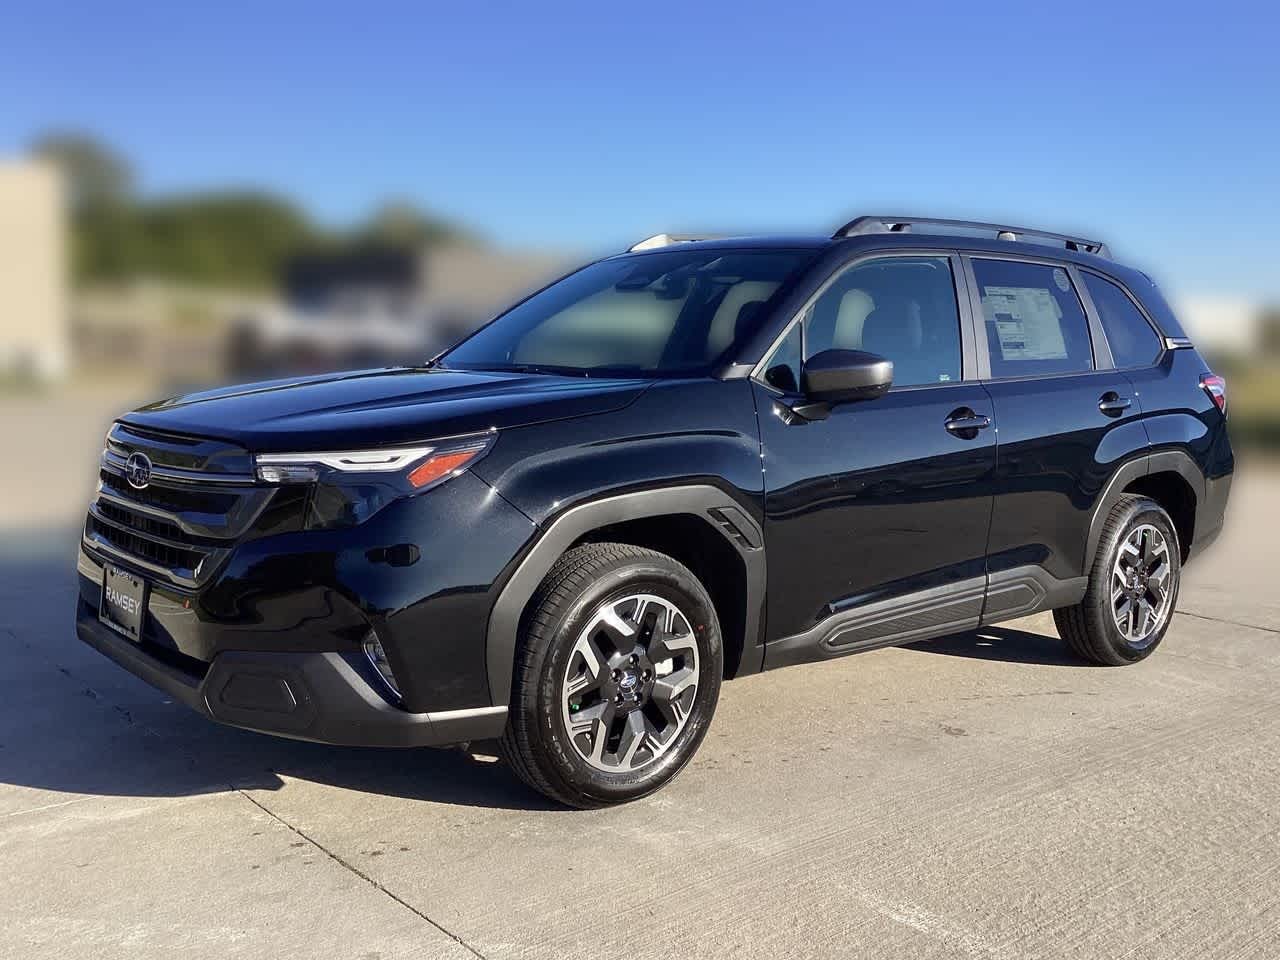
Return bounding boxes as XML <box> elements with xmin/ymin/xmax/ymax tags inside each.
<box><xmin>970</xmin><ymin>259</ymin><xmax>1094</xmax><ymax>378</ymax></box>
<box><xmin>1082</xmin><ymin>272</ymin><xmax>1163</xmax><ymax>368</ymax></box>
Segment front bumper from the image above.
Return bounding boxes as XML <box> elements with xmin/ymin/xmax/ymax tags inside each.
<box><xmin>76</xmin><ymin>464</ymin><xmax>538</xmax><ymax>719</ymax></box>
<box><xmin>75</xmin><ymin>609</ymin><xmax>508</xmax><ymax>747</ymax></box>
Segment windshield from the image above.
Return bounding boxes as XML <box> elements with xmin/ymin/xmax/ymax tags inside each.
<box><xmin>440</xmin><ymin>249</ymin><xmax>813</xmax><ymax>376</ymax></box>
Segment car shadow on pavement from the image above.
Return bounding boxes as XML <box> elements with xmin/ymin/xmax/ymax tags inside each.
<box><xmin>0</xmin><ymin>530</ymin><xmax>560</xmax><ymax>812</ymax></box>
<box><xmin>906</xmin><ymin>626</ymin><xmax>1096</xmax><ymax>667</ymax></box>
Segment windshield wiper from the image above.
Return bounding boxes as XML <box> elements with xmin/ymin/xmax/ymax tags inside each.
<box><xmin>446</xmin><ymin>362</ymin><xmax>590</xmax><ymax>377</ymax></box>
<box><xmin>435</xmin><ymin>361</ymin><xmax>660</xmax><ymax>378</ymax></box>
<box><xmin>580</xmin><ymin>364</ymin><xmax>654</xmax><ymax>377</ymax></box>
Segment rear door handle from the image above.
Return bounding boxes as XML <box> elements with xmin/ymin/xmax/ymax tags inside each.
<box><xmin>944</xmin><ymin>413</ymin><xmax>991</xmax><ymax>435</ymax></box>
<box><xmin>1098</xmin><ymin>393</ymin><xmax>1133</xmax><ymax>415</ymax></box>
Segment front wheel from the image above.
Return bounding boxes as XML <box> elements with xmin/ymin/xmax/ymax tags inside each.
<box><xmin>1055</xmin><ymin>494</ymin><xmax>1181</xmax><ymax>665</ymax></box>
<box><xmin>499</xmin><ymin>542</ymin><xmax>723</xmax><ymax>808</ymax></box>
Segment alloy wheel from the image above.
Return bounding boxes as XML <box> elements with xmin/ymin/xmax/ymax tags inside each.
<box><xmin>560</xmin><ymin>593</ymin><xmax>700</xmax><ymax>773</ymax></box>
<box><xmin>1110</xmin><ymin>523</ymin><xmax>1175</xmax><ymax>648</ymax></box>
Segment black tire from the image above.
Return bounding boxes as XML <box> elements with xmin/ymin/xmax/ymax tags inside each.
<box><xmin>498</xmin><ymin>542</ymin><xmax>723</xmax><ymax>808</ymax></box>
<box><xmin>1054</xmin><ymin>495</ymin><xmax>1181</xmax><ymax>666</ymax></box>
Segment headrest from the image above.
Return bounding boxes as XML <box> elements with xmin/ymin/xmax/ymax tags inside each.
<box><xmin>705</xmin><ymin>281</ymin><xmax>777</xmax><ymax>357</ymax></box>
<box><xmin>830</xmin><ymin>288</ymin><xmax>875</xmax><ymax>351</ymax></box>
<box><xmin>837</xmin><ymin>289</ymin><xmax>875</xmax><ymax>327</ymax></box>
<box><xmin>862</xmin><ymin>296</ymin><xmax>922</xmax><ymax>353</ymax></box>
<box><xmin>735</xmin><ymin>300</ymin><xmax>767</xmax><ymax>340</ymax></box>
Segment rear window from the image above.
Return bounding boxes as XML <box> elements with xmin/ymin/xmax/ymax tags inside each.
<box><xmin>1083</xmin><ymin>272</ymin><xmax>1162</xmax><ymax>368</ymax></box>
<box><xmin>971</xmin><ymin>259</ymin><xmax>1094</xmax><ymax>378</ymax></box>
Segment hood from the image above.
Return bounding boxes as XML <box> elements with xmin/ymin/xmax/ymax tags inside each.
<box><xmin>119</xmin><ymin>367</ymin><xmax>652</xmax><ymax>452</ymax></box>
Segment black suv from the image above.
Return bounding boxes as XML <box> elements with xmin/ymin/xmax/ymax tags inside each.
<box><xmin>77</xmin><ymin>215</ymin><xmax>1234</xmax><ymax>807</ymax></box>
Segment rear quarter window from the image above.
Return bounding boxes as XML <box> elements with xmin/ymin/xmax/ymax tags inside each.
<box><xmin>1082</xmin><ymin>272</ymin><xmax>1163</xmax><ymax>368</ymax></box>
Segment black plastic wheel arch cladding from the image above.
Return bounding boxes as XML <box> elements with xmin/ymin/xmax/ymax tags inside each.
<box><xmin>1082</xmin><ymin>450</ymin><xmax>1206</xmax><ymax>572</ymax></box>
<box><xmin>484</xmin><ymin>486</ymin><xmax>765</xmax><ymax>707</ymax></box>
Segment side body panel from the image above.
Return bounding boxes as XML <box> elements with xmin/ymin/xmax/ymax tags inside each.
<box><xmin>472</xmin><ymin>379</ymin><xmax>764</xmax><ymax>527</ymax></box>
<box><xmin>755</xmin><ymin>381</ymin><xmax>998</xmax><ymax>649</ymax></box>
<box><xmin>978</xmin><ymin>371</ymin><xmax>1148</xmax><ymax>583</ymax></box>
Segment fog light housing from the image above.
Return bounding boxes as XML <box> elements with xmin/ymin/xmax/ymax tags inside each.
<box><xmin>362</xmin><ymin>633</ymin><xmax>402</xmax><ymax>700</ymax></box>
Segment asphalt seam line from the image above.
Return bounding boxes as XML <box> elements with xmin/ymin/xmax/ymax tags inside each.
<box><xmin>235</xmin><ymin>789</ymin><xmax>488</xmax><ymax>960</ymax></box>
<box><xmin>1178</xmin><ymin>610</ymin><xmax>1280</xmax><ymax>635</ymax></box>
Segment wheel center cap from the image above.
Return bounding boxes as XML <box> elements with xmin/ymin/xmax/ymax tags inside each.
<box><xmin>618</xmin><ymin>671</ymin><xmax>639</xmax><ymax>693</ymax></box>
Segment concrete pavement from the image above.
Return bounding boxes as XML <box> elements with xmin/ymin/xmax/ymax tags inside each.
<box><xmin>1</xmin><ymin>467</ymin><xmax>1276</xmax><ymax>959</ymax></box>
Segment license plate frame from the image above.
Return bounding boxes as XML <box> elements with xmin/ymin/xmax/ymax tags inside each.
<box><xmin>99</xmin><ymin>564</ymin><xmax>148</xmax><ymax>642</ymax></box>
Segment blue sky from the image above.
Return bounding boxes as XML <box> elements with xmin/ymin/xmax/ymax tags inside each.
<box><xmin>4</xmin><ymin>0</ymin><xmax>1278</xmax><ymax>299</ymax></box>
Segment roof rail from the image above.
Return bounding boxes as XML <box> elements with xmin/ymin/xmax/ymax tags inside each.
<box><xmin>833</xmin><ymin>215</ymin><xmax>1110</xmax><ymax>258</ymax></box>
<box><xmin>627</xmin><ymin>233</ymin><xmax>717</xmax><ymax>252</ymax></box>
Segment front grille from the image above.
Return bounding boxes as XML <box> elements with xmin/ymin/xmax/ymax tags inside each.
<box><xmin>87</xmin><ymin>514</ymin><xmax>207</xmax><ymax>575</ymax></box>
<box><xmin>97</xmin><ymin>500</ymin><xmax>188</xmax><ymax>543</ymax></box>
<box><xmin>84</xmin><ymin>424</ymin><xmax>284</xmax><ymax>587</ymax></box>
<box><xmin>99</xmin><ymin>469</ymin><xmax>237</xmax><ymax>515</ymax></box>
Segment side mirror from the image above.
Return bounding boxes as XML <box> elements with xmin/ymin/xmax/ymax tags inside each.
<box><xmin>801</xmin><ymin>349</ymin><xmax>893</xmax><ymax>404</ymax></box>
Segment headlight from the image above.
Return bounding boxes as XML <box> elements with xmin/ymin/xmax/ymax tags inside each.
<box><xmin>254</xmin><ymin>430</ymin><xmax>496</xmax><ymax>529</ymax></box>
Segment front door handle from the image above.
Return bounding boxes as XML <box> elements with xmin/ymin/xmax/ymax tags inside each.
<box><xmin>944</xmin><ymin>411</ymin><xmax>991</xmax><ymax>436</ymax></box>
<box><xmin>1098</xmin><ymin>392</ymin><xmax>1133</xmax><ymax>416</ymax></box>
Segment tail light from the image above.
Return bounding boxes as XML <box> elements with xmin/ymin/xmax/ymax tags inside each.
<box><xmin>1200</xmin><ymin>373</ymin><xmax>1227</xmax><ymax>416</ymax></box>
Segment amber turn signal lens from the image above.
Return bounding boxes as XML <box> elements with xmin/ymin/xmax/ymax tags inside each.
<box><xmin>407</xmin><ymin>449</ymin><xmax>483</xmax><ymax>489</ymax></box>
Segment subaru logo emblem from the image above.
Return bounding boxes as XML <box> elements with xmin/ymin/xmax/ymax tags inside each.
<box><xmin>618</xmin><ymin>671</ymin><xmax>639</xmax><ymax>692</ymax></box>
<box><xmin>125</xmin><ymin>452</ymin><xmax>153</xmax><ymax>490</ymax></box>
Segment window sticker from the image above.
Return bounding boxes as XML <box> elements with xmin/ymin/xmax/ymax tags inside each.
<box><xmin>982</xmin><ymin>286</ymin><xmax>1069</xmax><ymax>361</ymax></box>
<box><xmin>1053</xmin><ymin>268</ymin><xmax>1071</xmax><ymax>293</ymax></box>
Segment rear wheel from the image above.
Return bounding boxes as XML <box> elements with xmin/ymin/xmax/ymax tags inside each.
<box><xmin>1055</xmin><ymin>495</ymin><xmax>1181</xmax><ymax>665</ymax></box>
<box><xmin>499</xmin><ymin>542</ymin><xmax>722</xmax><ymax>808</ymax></box>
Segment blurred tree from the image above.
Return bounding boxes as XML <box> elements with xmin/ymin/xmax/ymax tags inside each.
<box><xmin>30</xmin><ymin>132</ymin><xmax>134</xmax><ymax>212</ymax></box>
<box><xmin>134</xmin><ymin>192</ymin><xmax>320</xmax><ymax>289</ymax></box>
<box><xmin>1259</xmin><ymin>307</ymin><xmax>1280</xmax><ymax>356</ymax></box>
<box><xmin>28</xmin><ymin>133</ymin><xmax>468</xmax><ymax>289</ymax></box>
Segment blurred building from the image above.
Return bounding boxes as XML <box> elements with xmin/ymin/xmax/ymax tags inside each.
<box><xmin>1175</xmin><ymin>296</ymin><xmax>1263</xmax><ymax>354</ymax></box>
<box><xmin>0</xmin><ymin>160</ymin><xmax>68</xmax><ymax>379</ymax></box>
<box><xmin>228</xmin><ymin>243</ymin><xmax>570</xmax><ymax>379</ymax></box>
<box><xmin>422</xmin><ymin>244</ymin><xmax>569</xmax><ymax>324</ymax></box>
